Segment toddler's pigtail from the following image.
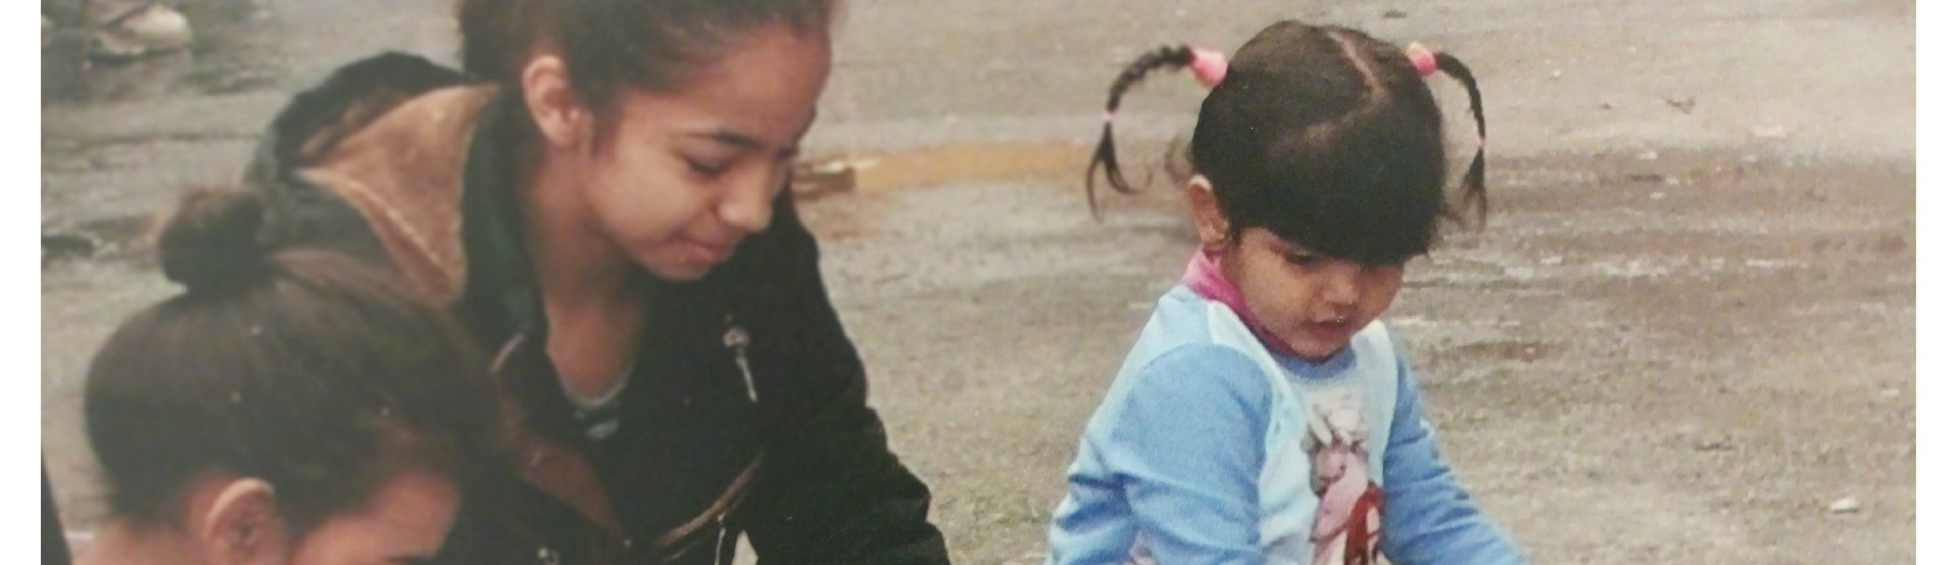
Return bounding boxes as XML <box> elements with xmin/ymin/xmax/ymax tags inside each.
<box><xmin>1087</xmin><ymin>44</ymin><xmax>1228</xmax><ymax>217</ymax></box>
<box><xmin>1433</xmin><ymin>51</ymin><xmax>1488</xmax><ymax>227</ymax></box>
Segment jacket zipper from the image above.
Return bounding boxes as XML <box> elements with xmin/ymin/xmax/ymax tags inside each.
<box><xmin>714</xmin><ymin>515</ymin><xmax>728</xmax><ymax>564</ymax></box>
<box><xmin>722</xmin><ymin>317</ymin><xmax>756</xmax><ymax>403</ymax></box>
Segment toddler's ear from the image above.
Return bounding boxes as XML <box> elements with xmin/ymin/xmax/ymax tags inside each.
<box><xmin>1184</xmin><ymin>175</ymin><xmax>1230</xmax><ymax>250</ymax></box>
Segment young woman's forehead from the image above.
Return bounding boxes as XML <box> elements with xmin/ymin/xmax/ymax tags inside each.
<box><xmin>610</xmin><ymin>27</ymin><xmax>828</xmax><ymax>147</ymax></box>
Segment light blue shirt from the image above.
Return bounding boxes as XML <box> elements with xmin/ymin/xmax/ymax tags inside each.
<box><xmin>1047</xmin><ymin>286</ymin><xmax>1524</xmax><ymax>564</ymax></box>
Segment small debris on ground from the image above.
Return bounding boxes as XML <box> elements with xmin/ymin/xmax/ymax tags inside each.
<box><xmin>42</xmin><ymin>232</ymin><xmax>102</xmax><ymax>267</ymax></box>
<box><xmin>1692</xmin><ymin>436</ymin><xmax>1734</xmax><ymax>452</ymax></box>
<box><xmin>791</xmin><ymin>157</ymin><xmax>877</xmax><ymax>200</ymax></box>
<box><xmin>89</xmin><ymin>2</ymin><xmax>194</xmax><ymax>61</ymax></box>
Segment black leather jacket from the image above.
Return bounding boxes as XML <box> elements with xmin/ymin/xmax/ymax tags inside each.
<box><xmin>245</xmin><ymin>53</ymin><xmax>949</xmax><ymax>565</ymax></box>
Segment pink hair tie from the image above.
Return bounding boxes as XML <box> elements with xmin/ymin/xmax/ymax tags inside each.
<box><xmin>1405</xmin><ymin>42</ymin><xmax>1439</xmax><ymax>77</ymax></box>
<box><xmin>1188</xmin><ymin>47</ymin><xmax>1229</xmax><ymax>87</ymax></box>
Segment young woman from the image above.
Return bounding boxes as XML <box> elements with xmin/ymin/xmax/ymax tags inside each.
<box><xmin>240</xmin><ymin>1</ymin><xmax>947</xmax><ymax>562</ymax></box>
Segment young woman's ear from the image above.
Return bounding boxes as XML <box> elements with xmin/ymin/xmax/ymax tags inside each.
<box><xmin>1184</xmin><ymin>175</ymin><xmax>1231</xmax><ymax>251</ymax></box>
<box><xmin>199</xmin><ymin>478</ymin><xmax>287</xmax><ymax>565</ymax></box>
<box><xmin>520</xmin><ymin>55</ymin><xmax>593</xmax><ymax>150</ymax></box>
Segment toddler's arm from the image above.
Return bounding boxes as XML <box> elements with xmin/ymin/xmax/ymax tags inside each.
<box><xmin>1101</xmin><ymin>345</ymin><xmax>1271</xmax><ymax>564</ymax></box>
<box><xmin>1378</xmin><ymin>346</ymin><xmax>1527</xmax><ymax>564</ymax></box>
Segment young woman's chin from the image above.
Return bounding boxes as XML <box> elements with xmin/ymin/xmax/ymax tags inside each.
<box><xmin>640</xmin><ymin>252</ymin><xmax>722</xmax><ymax>282</ymax></box>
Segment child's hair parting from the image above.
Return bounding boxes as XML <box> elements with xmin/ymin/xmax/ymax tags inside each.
<box><xmin>1087</xmin><ymin>21</ymin><xmax>1489</xmax><ymax>265</ymax></box>
<box><xmin>456</xmin><ymin>0</ymin><xmax>839</xmax><ymax>110</ymax></box>
<box><xmin>84</xmin><ymin>186</ymin><xmax>502</xmax><ymax>532</ymax></box>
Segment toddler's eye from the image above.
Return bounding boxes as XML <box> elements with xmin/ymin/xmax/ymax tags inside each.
<box><xmin>686</xmin><ymin>159</ymin><xmax>730</xmax><ymax>176</ymax></box>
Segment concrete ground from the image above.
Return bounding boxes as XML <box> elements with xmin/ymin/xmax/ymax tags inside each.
<box><xmin>42</xmin><ymin>0</ymin><xmax>1914</xmax><ymax>562</ymax></box>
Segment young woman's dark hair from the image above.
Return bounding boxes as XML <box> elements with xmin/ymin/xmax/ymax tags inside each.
<box><xmin>83</xmin><ymin>187</ymin><xmax>502</xmax><ymax>532</ymax></box>
<box><xmin>1088</xmin><ymin>21</ymin><xmax>1489</xmax><ymax>266</ymax></box>
<box><xmin>230</xmin><ymin>1</ymin><xmax>951</xmax><ymax>560</ymax></box>
<box><xmin>455</xmin><ymin>0</ymin><xmax>838</xmax><ymax>107</ymax></box>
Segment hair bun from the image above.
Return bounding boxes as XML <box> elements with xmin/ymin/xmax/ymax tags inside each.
<box><xmin>156</xmin><ymin>187</ymin><xmax>271</xmax><ymax>292</ymax></box>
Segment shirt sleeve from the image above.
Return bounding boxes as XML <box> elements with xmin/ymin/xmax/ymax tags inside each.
<box><xmin>1099</xmin><ymin>344</ymin><xmax>1273</xmax><ymax>564</ymax></box>
<box><xmin>1378</xmin><ymin>343</ymin><xmax>1528</xmax><ymax>564</ymax></box>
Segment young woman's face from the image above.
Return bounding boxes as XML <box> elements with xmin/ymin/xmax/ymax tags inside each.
<box><xmin>577</xmin><ymin>24</ymin><xmax>832</xmax><ymax>281</ymax></box>
<box><xmin>283</xmin><ymin>469</ymin><xmax>459</xmax><ymax>565</ymax></box>
<box><xmin>1220</xmin><ymin>228</ymin><xmax>1406</xmax><ymax>361</ymax></box>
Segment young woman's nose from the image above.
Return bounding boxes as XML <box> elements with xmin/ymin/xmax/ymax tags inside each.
<box><xmin>717</xmin><ymin>168</ymin><xmax>781</xmax><ymax>234</ymax></box>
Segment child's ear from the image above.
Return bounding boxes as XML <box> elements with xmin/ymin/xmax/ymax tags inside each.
<box><xmin>520</xmin><ymin>55</ymin><xmax>593</xmax><ymax>150</ymax></box>
<box><xmin>199</xmin><ymin>478</ymin><xmax>288</xmax><ymax>565</ymax></box>
<box><xmin>1184</xmin><ymin>175</ymin><xmax>1231</xmax><ymax>251</ymax></box>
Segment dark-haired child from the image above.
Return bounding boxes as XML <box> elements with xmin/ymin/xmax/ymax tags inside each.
<box><xmin>1048</xmin><ymin>21</ymin><xmax>1524</xmax><ymax>565</ymax></box>
<box><xmin>74</xmin><ymin>188</ymin><xmax>501</xmax><ymax>565</ymax></box>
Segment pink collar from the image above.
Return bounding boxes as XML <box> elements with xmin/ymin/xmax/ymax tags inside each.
<box><xmin>1180</xmin><ymin>249</ymin><xmax>1297</xmax><ymax>354</ymax></box>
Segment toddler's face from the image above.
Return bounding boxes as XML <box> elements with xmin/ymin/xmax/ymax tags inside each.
<box><xmin>1219</xmin><ymin>228</ymin><xmax>1405</xmax><ymax>361</ymax></box>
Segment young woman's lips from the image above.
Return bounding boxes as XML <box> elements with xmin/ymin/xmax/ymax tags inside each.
<box><xmin>685</xmin><ymin>239</ymin><xmax>735</xmax><ymax>264</ymax></box>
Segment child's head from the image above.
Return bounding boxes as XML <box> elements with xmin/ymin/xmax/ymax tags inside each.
<box><xmin>455</xmin><ymin>0</ymin><xmax>839</xmax><ymax>281</ymax></box>
<box><xmin>1090</xmin><ymin>21</ymin><xmax>1488</xmax><ymax>359</ymax></box>
<box><xmin>83</xmin><ymin>188</ymin><xmax>500</xmax><ymax>564</ymax></box>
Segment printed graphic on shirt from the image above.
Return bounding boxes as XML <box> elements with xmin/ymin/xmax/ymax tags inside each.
<box><xmin>1126</xmin><ymin>535</ymin><xmax>1156</xmax><ymax>565</ymax></box>
<box><xmin>1303</xmin><ymin>387</ymin><xmax>1384</xmax><ymax>565</ymax></box>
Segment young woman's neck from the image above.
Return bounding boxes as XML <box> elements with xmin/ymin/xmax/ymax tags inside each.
<box><xmin>77</xmin><ymin>518</ymin><xmax>202</xmax><ymax>565</ymax></box>
<box><xmin>520</xmin><ymin>146</ymin><xmax>653</xmax><ymax>399</ymax></box>
<box><xmin>520</xmin><ymin>147</ymin><xmax>642</xmax><ymax>304</ymax></box>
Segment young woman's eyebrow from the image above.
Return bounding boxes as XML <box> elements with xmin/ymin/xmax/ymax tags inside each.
<box><xmin>682</xmin><ymin>129</ymin><xmax>763</xmax><ymax>151</ymax></box>
<box><xmin>678</xmin><ymin>113</ymin><xmax>818</xmax><ymax>158</ymax></box>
